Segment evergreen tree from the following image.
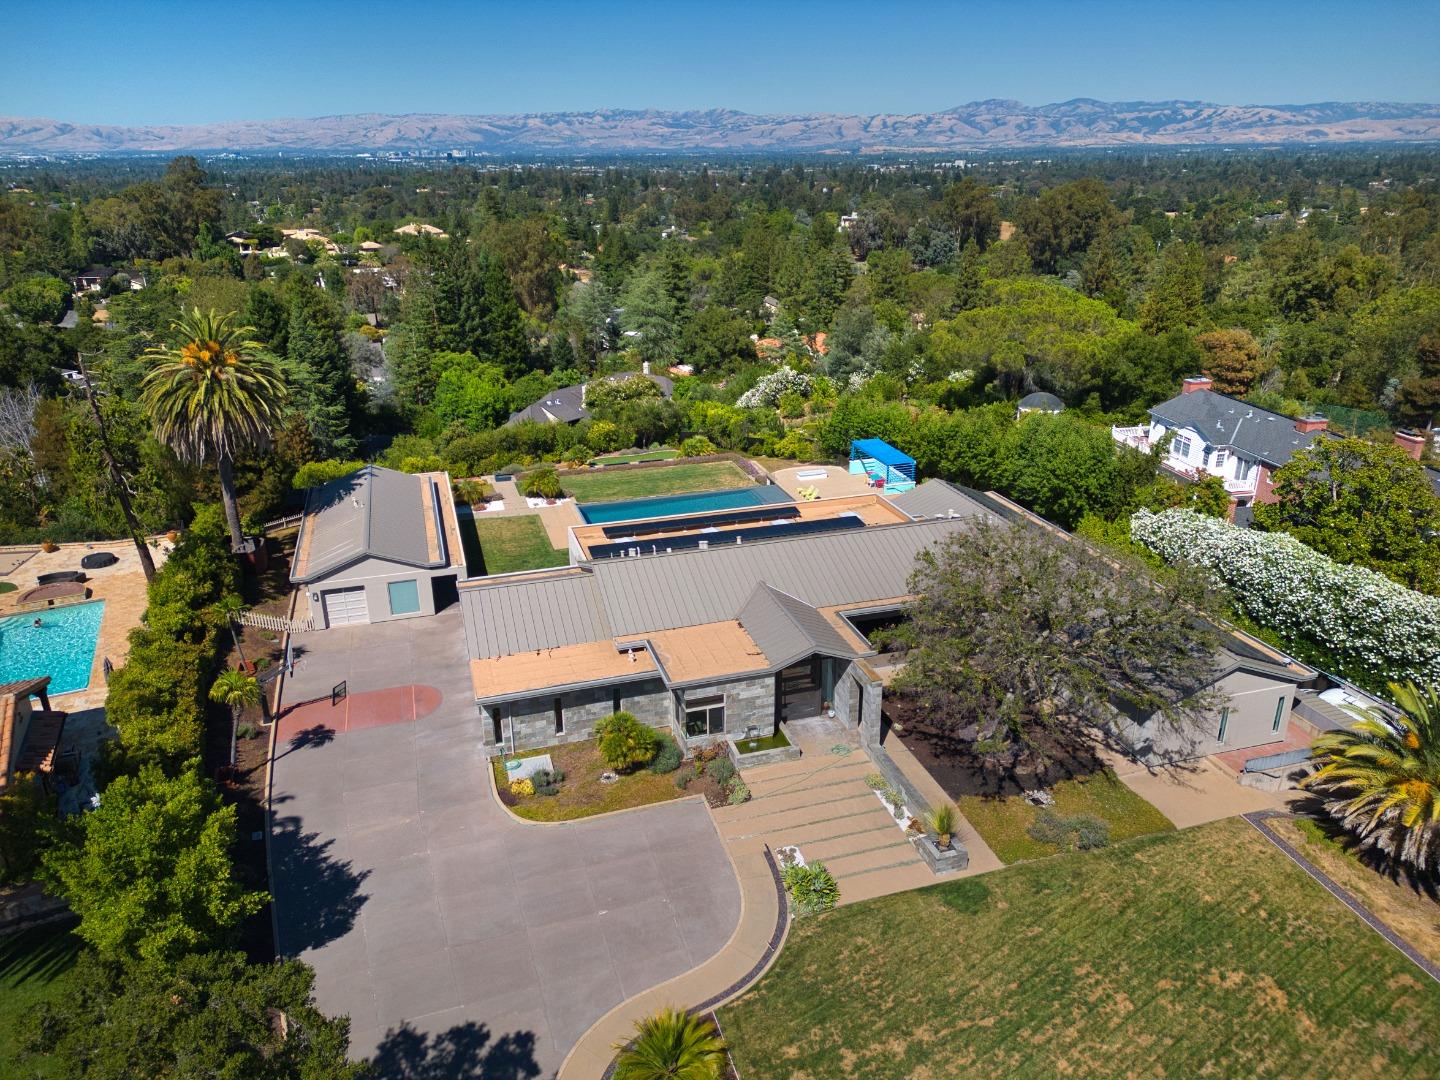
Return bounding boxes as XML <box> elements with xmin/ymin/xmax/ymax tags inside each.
<box><xmin>287</xmin><ymin>290</ymin><xmax>356</xmax><ymax>457</ymax></box>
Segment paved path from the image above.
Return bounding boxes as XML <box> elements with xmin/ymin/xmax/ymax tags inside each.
<box><xmin>1101</xmin><ymin>747</ymin><xmax>1292</xmax><ymax>828</ymax></box>
<box><xmin>1244</xmin><ymin>811</ymin><xmax>1440</xmax><ymax>985</ymax></box>
<box><xmin>268</xmin><ymin>610</ymin><xmax>741</xmax><ymax>1078</ymax></box>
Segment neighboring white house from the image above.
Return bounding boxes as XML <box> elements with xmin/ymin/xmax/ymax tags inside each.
<box><xmin>1112</xmin><ymin>376</ymin><xmax>1330</xmax><ymax>514</ymax></box>
<box><xmin>290</xmin><ymin>465</ymin><xmax>466</xmax><ymax>629</ymax></box>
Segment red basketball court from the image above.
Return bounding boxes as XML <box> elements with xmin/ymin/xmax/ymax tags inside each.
<box><xmin>275</xmin><ymin>683</ymin><xmax>442</xmax><ymax>743</ymax></box>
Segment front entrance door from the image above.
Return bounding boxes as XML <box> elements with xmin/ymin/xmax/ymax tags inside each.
<box><xmin>778</xmin><ymin>658</ymin><xmax>822</xmax><ymax>721</ymax></box>
<box><xmin>322</xmin><ymin>586</ymin><xmax>369</xmax><ymax>626</ymax></box>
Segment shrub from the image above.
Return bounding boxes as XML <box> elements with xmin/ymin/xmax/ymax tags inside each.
<box><xmin>675</xmin><ymin>771</ymin><xmax>692</xmax><ymax>790</ymax></box>
<box><xmin>679</xmin><ymin>435</ymin><xmax>717</xmax><ymax>457</ymax></box>
<box><xmin>879</xmin><ymin>783</ymin><xmax>906</xmax><ymax>811</ymax></box>
<box><xmin>925</xmin><ymin>802</ymin><xmax>958</xmax><ymax>843</ymax></box>
<box><xmin>1131</xmin><ymin>508</ymin><xmax>1440</xmax><ymax>690</ymax></box>
<box><xmin>509</xmin><ymin>778</ymin><xmax>535</xmax><ymax>797</ymax></box>
<box><xmin>781</xmin><ymin>861</ymin><xmax>839</xmax><ymax>916</ymax></box>
<box><xmin>235</xmin><ymin>722</ymin><xmax>259</xmax><ymax>741</ymax></box>
<box><xmin>649</xmin><ymin>734</ymin><xmax>683</xmax><ymax>774</ymax></box>
<box><xmin>726</xmin><ymin>777</ymin><xmax>751</xmax><ymax>805</ymax></box>
<box><xmin>737</xmin><ymin>366</ymin><xmax>812</xmax><ymax>409</ymax></box>
<box><xmin>520</xmin><ymin>468</ymin><xmax>563</xmax><ymax>500</ymax></box>
<box><xmin>452</xmin><ymin>478</ymin><xmax>494</xmax><ymax>505</ymax></box>
<box><xmin>1027</xmin><ymin>809</ymin><xmax>1111</xmax><ymax>851</ymax></box>
<box><xmin>292</xmin><ymin>459</ymin><xmax>365</xmax><ymax>490</ymax></box>
<box><xmin>705</xmin><ymin>756</ymin><xmax>736</xmax><ymax>786</ymax></box>
<box><xmin>594</xmin><ymin>712</ymin><xmax>660</xmax><ymax>771</ymax></box>
<box><xmin>863</xmin><ymin>772</ymin><xmax>888</xmax><ymax>790</ymax></box>
<box><xmin>531</xmin><ymin>768</ymin><xmax>565</xmax><ymax>796</ymax></box>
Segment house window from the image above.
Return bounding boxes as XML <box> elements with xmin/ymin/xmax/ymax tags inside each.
<box><xmin>491</xmin><ymin>705</ymin><xmax>503</xmax><ymax>746</ymax></box>
<box><xmin>553</xmin><ymin>698</ymin><xmax>564</xmax><ymax>735</ymax></box>
<box><xmin>1172</xmin><ymin>433</ymin><xmax>1192</xmax><ymax>459</ymax></box>
<box><xmin>684</xmin><ymin>695</ymin><xmax>726</xmax><ymax>737</ymax></box>
<box><xmin>1213</xmin><ymin>449</ymin><xmax>1228</xmax><ymax>471</ymax></box>
<box><xmin>1201</xmin><ymin>446</ymin><xmax>1212</xmax><ymax>467</ymax></box>
<box><xmin>1217</xmin><ymin>707</ymin><xmax>1230</xmax><ymax>743</ymax></box>
<box><xmin>387</xmin><ymin>578</ymin><xmax>421</xmax><ymax>615</ymax></box>
<box><xmin>1273</xmin><ymin>695</ymin><xmax>1287</xmax><ymax>734</ymax></box>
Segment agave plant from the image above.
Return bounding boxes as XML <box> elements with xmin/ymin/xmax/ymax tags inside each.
<box><xmin>611</xmin><ymin>1007</ymin><xmax>727</xmax><ymax>1080</ymax></box>
<box><xmin>1302</xmin><ymin>680</ymin><xmax>1440</xmax><ymax>872</ymax></box>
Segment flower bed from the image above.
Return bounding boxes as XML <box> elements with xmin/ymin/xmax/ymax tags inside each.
<box><xmin>1131</xmin><ymin>508</ymin><xmax>1440</xmax><ymax>689</ymax></box>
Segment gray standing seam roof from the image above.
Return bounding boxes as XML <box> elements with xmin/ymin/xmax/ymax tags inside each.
<box><xmin>292</xmin><ymin>465</ymin><xmax>444</xmax><ymax>583</ymax></box>
<box><xmin>1148</xmin><ymin>389</ymin><xmax>1320</xmax><ymax>467</ymax></box>
<box><xmin>461</xmin><ymin>515</ymin><xmax>992</xmax><ymax>659</ymax></box>
<box><xmin>883</xmin><ymin>478</ymin><xmax>997</xmax><ymax>522</ymax></box>
<box><xmin>738</xmin><ymin>583</ymin><xmax>859</xmax><ymax>669</ymax></box>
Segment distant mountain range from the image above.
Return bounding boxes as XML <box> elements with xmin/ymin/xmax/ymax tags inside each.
<box><xmin>3</xmin><ymin>100</ymin><xmax>1439</xmax><ymax>154</ymax></box>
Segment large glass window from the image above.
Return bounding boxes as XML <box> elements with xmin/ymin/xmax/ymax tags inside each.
<box><xmin>685</xmin><ymin>695</ymin><xmax>726</xmax><ymax>737</ymax></box>
<box><xmin>1273</xmin><ymin>695</ymin><xmax>1287</xmax><ymax>733</ymax></box>
<box><xmin>1217</xmin><ymin>707</ymin><xmax>1230</xmax><ymax>743</ymax></box>
<box><xmin>387</xmin><ymin>578</ymin><xmax>421</xmax><ymax>615</ymax></box>
<box><xmin>1172</xmin><ymin>433</ymin><xmax>1193</xmax><ymax>458</ymax></box>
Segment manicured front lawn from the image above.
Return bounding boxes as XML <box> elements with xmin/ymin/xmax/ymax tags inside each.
<box><xmin>0</xmin><ymin>920</ymin><xmax>83</xmax><ymax>1077</ymax></box>
<box><xmin>560</xmin><ymin>460</ymin><xmax>752</xmax><ymax>503</ymax></box>
<box><xmin>721</xmin><ymin>818</ymin><xmax>1440</xmax><ymax>1078</ymax></box>
<box><xmin>494</xmin><ymin>739</ymin><xmax>687</xmax><ymax>821</ymax></box>
<box><xmin>473</xmin><ymin>515</ymin><xmax>567</xmax><ymax>575</ymax></box>
<box><xmin>958</xmin><ymin>768</ymin><xmax>1174</xmax><ymax>863</ymax></box>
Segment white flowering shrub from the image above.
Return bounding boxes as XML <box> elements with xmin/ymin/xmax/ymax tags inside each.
<box><xmin>1130</xmin><ymin>509</ymin><xmax>1440</xmax><ymax>687</ymax></box>
<box><xmin>737</xmin><ymin>366</ymin><xmax>812</xmax><ymax>409</ymax></box>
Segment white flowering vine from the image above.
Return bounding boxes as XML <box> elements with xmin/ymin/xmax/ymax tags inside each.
<box><xmin>737</xmin><ymin>366</ymin><xmax>812</xmax><ymax>409</ymax></box>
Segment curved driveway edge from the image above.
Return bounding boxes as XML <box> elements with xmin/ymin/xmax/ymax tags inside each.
<box><xmin>558</xmin><ymin>841</ymin><xmax>788</xmax><ymax>1078</ymax></box>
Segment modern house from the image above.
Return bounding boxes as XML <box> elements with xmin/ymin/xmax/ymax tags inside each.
<box><xmin>0</xmin><ymin>676</ymin><xmax>65</xmax><ymax>794</ymax></box>
<box><xmin>290</xmin><ymin>465</ymin><xmax>465</xmax><ymax>629</ymax></box>
<box><xmin>1112</xmin><ymin>376</ymin><xmax>1331</xmax><ymax>514</ymax></box>
<box><xmin>506</xmin><ymin>371</ymin><xmax>674</xmax><ymax>426</ymax></box>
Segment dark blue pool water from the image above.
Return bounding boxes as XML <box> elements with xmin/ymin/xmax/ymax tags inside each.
<box><xmin>577</xmin><ymin>485</ymin><xmax>792</xmax><ymax>525</ymax></box>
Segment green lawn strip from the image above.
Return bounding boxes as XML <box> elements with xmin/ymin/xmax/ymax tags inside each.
<box><xmin>0</xmin><ymin>921</ymin><xmax>83</xmax><ymax>1077</ymax></box>
<box><xmin>493</xmin><ymin>739</ymin><xmax>684</xmax><ymax>821</ymax></box>
<box><xmin>589</xmin><ymin>449</ymin><xmax>678</xmax><ymax>466</ymax></box>
<box><xmin>560</xmin><ymin>460</ymin><xmax>752</xmax><ymax>503</ymax></box>
<box><xmin>722</xmin><ymin>818</ymin><xmax>1440</xmax><ymax>1079</ymax></box>
<box><xmin>472</xmin><ymin>515</ymin><xmax>567</xmax><ymax>575</ymax></box>
<box><xmin>958</xmin><ymin>768</ymin><xmax>1174</xmax><ymax>863</ymax></box>
<box><xmin>0</xmin><ymin>580</ymin><xmax>16</xmax><ymax>593</ymax></box>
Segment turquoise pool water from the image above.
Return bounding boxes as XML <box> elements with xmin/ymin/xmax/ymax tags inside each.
<box><xmin>0</xmin><ymin>600</ymin><xmax>105</xmax><ymax>695</ymax></box>
<box><xmin>578</xmin><ymin>486</ymin><xmax>792</xmax><ymax>525</ymax></box>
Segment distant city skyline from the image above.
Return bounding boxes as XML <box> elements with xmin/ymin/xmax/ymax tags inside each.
<box><xmin>2</xmin><ymin>0</ymin><xmax>1437</xmax><ymax>127</ymax></box>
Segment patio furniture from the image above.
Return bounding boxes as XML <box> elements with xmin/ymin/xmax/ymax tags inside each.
<box><xmin>80</xmin><ymin>551</ymin><xmax>119</xmax><ymax>570</ymax></box>
<box><xmin>36</xmin><ymin>570</ymin><xmax>87</xmax><ymax>585</ymax></box>
<box><xmin>15</xmin><ymin>582</ymin><xmax>90</xmax><ymax>610</ymax></box>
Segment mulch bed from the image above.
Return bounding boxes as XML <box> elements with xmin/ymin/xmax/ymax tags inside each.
<box><xmin>886</xmin><ymin>694</ymin><xmax>1105</xmax><ymax>799</ymax></box>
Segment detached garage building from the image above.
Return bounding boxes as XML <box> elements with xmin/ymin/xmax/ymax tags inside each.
<box><xmin>291</xmin><ymin>465</ymin><xmax>465</xmax><ymax>629</ymax></box>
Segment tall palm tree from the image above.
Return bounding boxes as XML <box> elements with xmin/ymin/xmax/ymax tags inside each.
<box><xmin>209</xmin><ymin>667</ymin><xmax>261</xmax><ymax>768</ymax></box>
<box><xmin>140</xmin><ymin>308</ymin><xmax>287</xmax><ymax>552</ymax></box>
<box><xmin>1302</xmin><ymin>680</ymin><xmax>1440</xmax><ymax>873</ymax></box>
<box><xmin>612</xmin><ymin>1008</ymin><xmax>727</xmax><ymax>1080</ymax></box>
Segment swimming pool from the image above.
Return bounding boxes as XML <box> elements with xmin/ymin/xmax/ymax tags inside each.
<box><xmin>577</xmin><ymin>485</ymin><xmax>793</xmax><ymax>525</ymax></box>
<box><xmin>0</xmin><ymin>600</ymin><xmax>105</xmax><ymax>696</ymax></box>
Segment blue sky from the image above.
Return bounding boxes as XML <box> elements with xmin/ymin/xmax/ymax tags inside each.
<box><xmin>3</xmin><ymin>0</ymin><xmax>1437</xmax><ymax>125</ymax></box>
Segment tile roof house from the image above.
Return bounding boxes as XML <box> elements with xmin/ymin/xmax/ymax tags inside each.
<box><xmin>1112</xmin><ymin>376</ymin><xmax>1333</xmax><ymax>512</ymax></box>
<box><xmin>506</xmin><ymin>371</ymin><xmax>674</xmax><ymax>426</ymax></box>
<box><xmin>291</xmin><ymin>465</ymin><xmax>465</xmax><ymax>629</ymax></box>
<box><xmin>0</xmin><ymin>676</ymin><xmax>64</xmax><ymax>794</ymax></box>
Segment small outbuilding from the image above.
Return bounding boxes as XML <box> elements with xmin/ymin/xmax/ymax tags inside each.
<box><xmin>1016</xmin><ymin>391</ymin><xmax>1065</xmax><ymax>418</ymax></box>
<box><xmin>290</xmin><ymin>465</ymin><xmax>465</xmax><ymax>629</ymax></box>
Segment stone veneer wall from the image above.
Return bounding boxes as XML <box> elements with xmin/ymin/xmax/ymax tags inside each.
<box><xmin>676</xmin><ymin>673</ymin><xmax>776</xmax><ymax>751</ymax></box>
<box><xmin>481</xmin><ymin>676</ymin><xmax>672</xmax><ymax>755</ymax></box>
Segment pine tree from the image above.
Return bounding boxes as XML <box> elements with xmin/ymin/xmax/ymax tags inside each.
<box><xmin>287</xmin><ymin>290</ymin><xmax>356</xmax><ymax>457</ymax></box>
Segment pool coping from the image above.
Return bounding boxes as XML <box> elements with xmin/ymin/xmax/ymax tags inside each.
<box><xmin>576</xmin><ymin>485</ymin><xmax>794</xmax><ymax>526</ymax></box>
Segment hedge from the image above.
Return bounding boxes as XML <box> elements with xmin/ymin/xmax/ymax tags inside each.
<box><xmin>1130</xmin><ymin>508</ymin><xmax>1440</xmax><ymax>690</ymax></box>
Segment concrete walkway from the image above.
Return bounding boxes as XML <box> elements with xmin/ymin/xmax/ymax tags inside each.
<box><xmin>883</xmin><ymin>734</ymin><xmax>1004</xmax><ymax>876</ymax></box>
<box><xmin>1101</xmin><ymin>748</ymin><xmax>1293</xmax><ymax>829</ymax></box>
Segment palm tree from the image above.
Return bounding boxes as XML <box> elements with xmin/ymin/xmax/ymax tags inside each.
<box><xmin>209</xmin><ymin>667</ymin><xmax>261</xmax><ymax>769</ymax></box>
<box><xmin>1302</xmin><ymin>680</ymin><xmax>1440</xmax><ymax>873</ymax></box>
<box><xmin>140</xmin><ymin>308</ymin><xmax>287</xmax><ymax>552</ymax></box>
<box><xmin>611</xmin><ymin>1008</ymin><xmax>727</xmax><ymax>1080</ymax></box>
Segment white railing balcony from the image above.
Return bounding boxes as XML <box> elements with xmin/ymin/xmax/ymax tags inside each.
<box><xmin>1223</xmin><ymin>477</ymin><xmax>1257</xmax><ymax>496</ymax></box>
<box><xmin>1111</xmin><ymin>425</ymin><xmax>1151</xmax><ymax>451</ymax></box>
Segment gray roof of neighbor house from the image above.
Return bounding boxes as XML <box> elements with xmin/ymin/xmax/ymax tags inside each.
<box><xmin>884</xmin><ymin>479</ymin><xmax>1008</xmax><ymax>522</ymax></box>
<box><xmin>291</xmin><ymin>465</ymin><xmax>448</xmax><ymax>583</ymax></box>
<box><xmin>737</xmin><ymin>583</ymin><xmax>859</xmax><ymax>670</ymax></box>
<box><xmin>1017</xmin><ymin>391</ymin><xmax>1064</xmax><ymax>412</ymax></box>
<box><xmin>461</xmin><ymin>511</ymin><xmax>996</xmax><ymax>659</ymax></box>
<box><xmin>1148</xmin><ymin>388</ymin><xmax>1321</xmax><ymax>467</ymax></box>
<box><xmin>506</xmin><ymin>372</ymin><xmax>674</xmax><ymax>425</ymax></box>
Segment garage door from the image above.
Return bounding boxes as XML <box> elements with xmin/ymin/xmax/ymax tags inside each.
<box><xmin>322</xmin><ymin>587</ymin><xmax>369</xmax><ymax>626</ymax></box>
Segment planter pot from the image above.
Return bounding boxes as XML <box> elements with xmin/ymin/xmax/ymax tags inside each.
<box><xmin>165</xmin><ymin>530</ymin><xmax>180</xmax><ymax>543</ymax></box>
<box><xmin>40</xmin><ymin>540</ymin><xmax>58</xmax><ymax>553</ymax></box>
<box><xmin>936</xmin><ymin>834</ymin><xmax>952</xmax><ymax>850</ymax></box>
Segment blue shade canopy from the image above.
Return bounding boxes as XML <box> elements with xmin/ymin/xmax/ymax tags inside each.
<box><xmin>849</xmin><ymin>439</ymin><xmax>915</xmax><ymax>469</ymax></box>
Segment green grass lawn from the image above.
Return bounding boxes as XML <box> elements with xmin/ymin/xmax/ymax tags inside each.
<box><xmin>722</xmin><ymin>818</ymin><xmax>1440</xmax><ymax>1078</ymax></box>
<box><xmin>473</xmin><ymin>515</ymin><xmax>568</xmax><ymax>575</ymax></box>
<box><xmin>494</xmin><ymin>740</ymin><xmax>685</xmax><ymax>821</ymax></box>
<box><xmin>560</xmin><ymin>460</ymin><xmax>752</xmax><ymax>503</ymax></box>
<box><xmin>588</xmin><ymin>449</ymin><xmax>678</xmax><ymax>466</ymax></box>
<box><xmin>0</xmin><ymin>580</ymin><xmax>15</xmax><ymax>593</ymax></box>
<box><xmin>0</xmin><ymin>921</ymin><xmax>83</xmax><ymax>1077</ymax></box>
<box><xmin>958</xmin><ymin>768</ymin><xmax>1174</xmax><ymax>863</ymax></box>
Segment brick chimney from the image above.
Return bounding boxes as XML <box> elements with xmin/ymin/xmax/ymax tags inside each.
<box><xmin>1394</xmin><ymin>429</ymin><xmax>1426</xmax><ymax>460</ymax></box>
<box><xmin>1181</xmin><ymin>376</ymin><xmax>1213</xmax><ymax>395</ymax></box>
<box><xmin>1294</xmin><ymin>415</ymin><xmax>1329</xmax><ymax>435</ymax></box>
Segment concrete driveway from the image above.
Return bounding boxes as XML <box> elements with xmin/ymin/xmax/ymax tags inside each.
<box><xmin>268</xmin><ymin>609</ymin><xmax>741</xmax><ymax>1078</ymax></box>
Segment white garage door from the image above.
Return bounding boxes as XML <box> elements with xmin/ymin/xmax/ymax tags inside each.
<box><xmin>322</xmin><ymin>587</ymin><xmax>369</xmax><ymax>626</ymax></box>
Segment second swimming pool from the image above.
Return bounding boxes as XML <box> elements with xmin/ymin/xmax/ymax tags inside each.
<box><xmin>577</xmin><ymin>485</ymin><xmax>793</xmax><ymax>525</ymax></box>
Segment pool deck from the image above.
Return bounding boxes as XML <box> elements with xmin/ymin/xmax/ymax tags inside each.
<box><xmin>0</xmin><ymin>539</ymin><xmax>169</xmax><ymax>711</ymax></box>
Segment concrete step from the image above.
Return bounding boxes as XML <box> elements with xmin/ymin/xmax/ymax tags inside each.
<box><xmin>837</xmin><ymin>861</ymin><xmax>938</xmax><ymax>905</ymax></box>
<box><xmin>719</xmin><ymin>779</ymin><xmax>875</xmax><ymax>819</ymax></box>
<box><xmin>764</xmin><ymin>807</ymin><xmax>903</xmax><ymax>849</ymax></box>
<box><xmin>715</xmin><ymin>793</ymin><xmax>879</xmax><ymax>837</ymax></box>
<box><xmin>744</xmin><ymin>761</ymin><xmax>875</xmax><ymax>795</ymax></box>
<box><xmin>803</xmin><ymin>828</ymin><xmax>913</xmax><ymax>864</ymax></box>
<box><xmin>824</xmin><ymin>842</ymin><xmax>925</xmax><ymax>877</ymax></box>
<box><xmin>744</xmin><ymin>756</ymin><xmax>873</xmax><ymax>788</ymax></box>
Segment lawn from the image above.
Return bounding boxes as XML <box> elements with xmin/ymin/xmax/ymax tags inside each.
<box><xmin>721</xmin><ymin>819</ymin><xmax>1440</xmax><ymax>1078</ymax></box>
<box><xmin>560</xmin><ymin>460</ymin><xmax>752</xmax><ymax>503</ymax></box>
<box><xmin>493</xmin><ymin>739</ymin><xmax>687</xmax><ymax>821</ymax></box>
<box><xmin>588</xmin><ymin>449</ymin><xmax>678</xmax><ymax>466</ymax></box>
<box><xmin>957</xmin><ymin>768</ymin><xmax>1174</xmax><ymax>863</ymax></box>
<box><xmin>472</xmin><ymin>515</ymin><xmax>568</xmax><ymax>575</ymax></box>
<box><xmin>0</xmin><ymin>920</ymin><xmax>83</xmax><ymax>1077</ymax></box>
